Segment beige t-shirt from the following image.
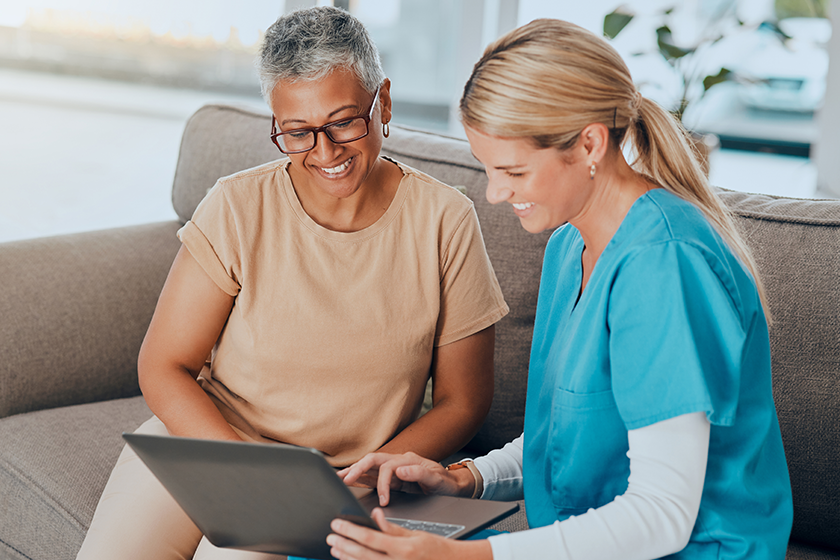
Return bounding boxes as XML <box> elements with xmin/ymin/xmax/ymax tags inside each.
<box><xmin>177</xmin><ymin>157</ymin><xmax>508</xmax><ymax>466</ymax></box>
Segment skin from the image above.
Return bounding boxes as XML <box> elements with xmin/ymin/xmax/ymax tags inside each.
<box><xmin>138</xmin><ymin>71</ymin><xmax>496</xmax><ymax>462</ymax></box>
<box><xmin>271</xmin><ymin>69</ymin><xmax>403</xmax><ymax>232</ymax></box>
<box><xmin>327</xmin><ymin>123</ymin><xmax>656</xmax><ymax>559</ymax></box>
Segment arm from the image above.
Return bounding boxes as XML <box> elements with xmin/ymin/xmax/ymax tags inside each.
<box><xmin>331</xmin><ymin>412</ymin><xmax>709</xmax><ymax>560</ymax></box>
<box><xmin>137</xmin><ymin>245</ymin><xmax>240</xmax><ymax>441</ymax></box>
<box><xmin>488</xmin><ymin>412</ymin><xmax>710</xmax><ymax>560</ymax></box>
<box><xmin>377</xmin><ymin>325</ymin><xmax>495</xmax><ymax>462</ymax></box>
<box><xmin>338</xmin><ymin>434</ymin><xmax>523</xmax><ymax>506</ymax></box>
<box><xmin>473</xmin><ymin>434</ymin><xmax>524</xmax><ymax>502</ymax></box>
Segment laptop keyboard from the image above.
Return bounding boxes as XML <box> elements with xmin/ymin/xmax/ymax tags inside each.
<box><xmin>385</xmin><ymin>518</ymin><xmax>465</xmax><ymax>537</ymax></box>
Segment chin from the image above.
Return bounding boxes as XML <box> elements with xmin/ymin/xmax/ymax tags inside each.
<box><xmin>519</xmin><ymin>219</ymin><xmax>550</xmax><ymax>235</ymax></box>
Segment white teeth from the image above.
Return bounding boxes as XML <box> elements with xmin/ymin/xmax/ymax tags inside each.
<box><xmin>512</xmin><ymin>202</ymin><xmax>534</xmax><ymax>210</ymax></box>
<box><xmin>322</xmin><ymin>157</ymin><xmax>352</xmax><ymax>174</ymax></box>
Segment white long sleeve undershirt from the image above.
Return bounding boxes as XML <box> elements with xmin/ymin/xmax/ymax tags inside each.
<box><xmin>473</xmin><ymin>412</ymin><xmax>711</xmax><ymax>560</ymax></box>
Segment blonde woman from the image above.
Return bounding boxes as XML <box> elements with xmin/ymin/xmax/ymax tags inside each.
<box><xmin>329</xmin><ymin>19</ymin><xmax>793</xmax><ymax>560</ymax></box>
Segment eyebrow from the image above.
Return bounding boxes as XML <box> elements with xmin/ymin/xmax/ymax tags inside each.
<box><xmin>469</xmin><ymin>149</ymin><xmax>524</xmax><ymax>170</ymax></box>
<box><xmin>281</xmin><ymin>104</ymin><xmax>361</xmax><ymax>127</ymax></box>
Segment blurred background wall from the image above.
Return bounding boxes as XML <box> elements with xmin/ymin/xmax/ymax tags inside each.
<box><xmin>0</xmin><ymin>0</ymin><xmax>835</xmax><ymax>243</ymax></box>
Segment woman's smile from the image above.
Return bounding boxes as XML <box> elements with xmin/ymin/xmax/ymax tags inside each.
<box><xmin>317</xmin><ymin>156</ymin><xmax>355</xmax><ymax>177</ymax></box>
<box><xmin>511</xmin><ymin>201</ymin><xmax>536</xmax><ymax>218</ymax></box>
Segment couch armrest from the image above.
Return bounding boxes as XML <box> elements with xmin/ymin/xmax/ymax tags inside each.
<box><xmin>0</xmin><ymin>221</ymin><xmax>182</xmax><ymax>419</ymax></box>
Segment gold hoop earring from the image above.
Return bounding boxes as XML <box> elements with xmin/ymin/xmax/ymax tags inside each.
<box><xmin>382</xmin><ymin>122</ymin><xmax>390</xmax><ymax>138</ymax></box>
<box><xmin>590</xmin><ymin>163</ymin><xmax>596</xmax><ymax>180</ymax></box>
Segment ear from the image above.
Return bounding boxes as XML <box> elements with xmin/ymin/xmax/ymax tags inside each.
<box><xmin>580</xmin><ymin>123</ymin><xmax>610</xmax><ymax>164</ymax></box>
<box><xmin>379</xmin><ymin>78</ymin><xmax>393</xmax><ymax>124</ymax></box>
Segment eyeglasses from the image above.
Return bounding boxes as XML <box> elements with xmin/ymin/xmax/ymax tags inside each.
<box><xmin>270</xmin><ymin>85</ymin><xmax>381</xmax><ymax>154</ymax></box>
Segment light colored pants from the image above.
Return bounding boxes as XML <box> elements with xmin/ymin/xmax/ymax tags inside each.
<box><xmin>76</xmin><ymin>416</ymin><xmax>285</xmax><ymax>560</ymax></box>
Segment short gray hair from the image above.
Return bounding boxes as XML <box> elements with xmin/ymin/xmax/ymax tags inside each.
<box><xmin>257</xmin><ymin>6</ymin><xmax>385</xmax><ymax>102</ymax></box>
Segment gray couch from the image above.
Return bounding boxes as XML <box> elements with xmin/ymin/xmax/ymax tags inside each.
<box><xmin>2</xmin><ymin>103</ymin><xmax>839</xmax><ymax>560</ymax></box>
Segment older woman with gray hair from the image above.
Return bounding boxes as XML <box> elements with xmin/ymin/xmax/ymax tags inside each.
<box><xmin>76</xmin><ymin>6</ymin><xmax>507</xmax><ymax>560</ymax></box>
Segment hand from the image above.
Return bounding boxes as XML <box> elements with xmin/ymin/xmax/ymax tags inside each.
<box><xmin>338</xmin><ymin>452</ymin><xmax>467</xmax><ymax>506</ymax></box>
<box><xmin>327</xmin><ymin>508</ymin><xmax>491</xmax><ymax>560</ymax></box>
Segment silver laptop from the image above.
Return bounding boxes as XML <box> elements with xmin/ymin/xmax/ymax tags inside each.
<box><xmin>123</xmin><ymin>433</ymin><xmax>518</xmax><ymax>560</ymax></box>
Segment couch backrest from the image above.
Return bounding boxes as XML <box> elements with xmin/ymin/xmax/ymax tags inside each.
<box><xmin>174</xmin><ymin>104</ymin><xmax>840</xmax><ymax>550</ymax></box>
<box><xmin>717</xmin><ymin>190</ymin><xmax>840</xmax><ymax>550</ymax></box>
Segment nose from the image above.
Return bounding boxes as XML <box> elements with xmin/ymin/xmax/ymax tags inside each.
<box><xmin>485</xmin><ymin>177</ymin><xmax>514</xmax><ymax>205</ymax></box>
<box><xmin>310</xmin><ymin>130</ymin><xmax>340</xmax><ymax>161</ymax></box>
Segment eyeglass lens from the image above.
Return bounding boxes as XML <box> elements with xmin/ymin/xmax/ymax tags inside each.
<box><xmin>278</xmin><ymin>118</ymin><xmax>369</xmax><ymax>153</ymax></box>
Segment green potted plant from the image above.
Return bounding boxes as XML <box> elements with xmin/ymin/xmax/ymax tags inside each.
<box><xmin>604</xmin><ymin>4</ymin><xmax>737</xmax><ymax>123</ymax></box>
<box><xmin>604</xmin><ymin>0</ymin><xmax>827</xmax><ymax>174</ymax></box>
<box><xmin>603</xmin><ymin>2</ymin><xmax>747</xmax><ymax>173</ymax></box>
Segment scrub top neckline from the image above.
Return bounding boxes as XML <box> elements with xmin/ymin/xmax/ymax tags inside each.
<box><xmin>571</xmin><ymin>188</ymin><xmax>663</xmax><ymax>312</ymax></box>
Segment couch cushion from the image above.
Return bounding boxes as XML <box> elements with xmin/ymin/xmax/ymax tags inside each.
<box><xmin>0</xmin><ymin>397</ymin><xmax>151</xmax><ymax>560</ymax></box>
<box><xmin>719</xmin><ymin>191</ymin><xmax>840</xmax><ymax>551</ymax></box>
<box><xmin>172</xmin><ymin>105</ymin><xmax>551</xmax><ymax>453</ymax></box>
<box><xmin>787</xmin><ymin>541</ymin><xmax>840</xmax><ymax>560</ymax></box>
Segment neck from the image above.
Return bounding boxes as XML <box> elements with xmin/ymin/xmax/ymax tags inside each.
<box><xmin>292</xmin><ymin>158</ymin><xmax>402</xmax><ymax>233</ymax></box>
<box><xmin>572</xmin><ymin>151</ymin><xmax>652</xmax><ymax>264</ymax></box>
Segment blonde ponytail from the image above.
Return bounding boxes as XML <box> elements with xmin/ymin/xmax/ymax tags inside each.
<box><xmin>460</xmin><ymin>18</ymin><xmax>771</xmax><ymax>320</ymax></box>
<box><xmin>632</xmin><ymin>97</ymin><xmax>771</xmax><ymax>320</ymax></box>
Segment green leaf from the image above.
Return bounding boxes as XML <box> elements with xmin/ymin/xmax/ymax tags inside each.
<box><xmin>656</xmin><ymin>26</ymin><xmax>692</xmax><ymax>60</ymax></box>
<box><xmin>702</xmin><ymin>68</ymin><xmax>732</xmax><ymax>91</ymax></box>
<box><xmin>603</xmin><ymin>8</ymin><xmax>634</xmax><ymax>39</ymax></box>
<box><xmin>759</xmin><ymin>20</ymin><xmax>792</xmax><ymax>41</ymax></box>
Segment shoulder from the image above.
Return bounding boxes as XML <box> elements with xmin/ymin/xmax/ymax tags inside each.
<box><xmin>542</xmin><ymin>224</ymin><xmax>582</xmax><ymax>269</ymax></box>
<box><xmin>613</xmin><ymin>191</ymin><xmax>758</xmax><ymax>323</ymax></box>
<box><xmin>620</xmin><ymin>190</ymin><xmax>737</xmax><ymax>269</ymax></box>
<box><xmin>208</xmin><ymin>158</ymin><xmax>289</xmax><ymax>204</ymax></box>
<box><xmin>197</xmin><ymin>159</ymin><xmax>289</xmax><ymax>214</ymax></box>
<box><xmin>189</xmin><ymin>158</ymin><xmax>290</xmax><ymax>240</ymax></box>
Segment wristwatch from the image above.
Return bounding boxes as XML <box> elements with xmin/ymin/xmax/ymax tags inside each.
<box><xmin>445</xmin><ymin>459</ymin><xmax>484</xmax><ymax>499</ymax></box>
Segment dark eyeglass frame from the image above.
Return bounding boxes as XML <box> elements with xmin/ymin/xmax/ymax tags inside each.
<box><xmin>270</xmin><ymin>85</ymin><xmax>382</xmax><ymax>155</ymax></box>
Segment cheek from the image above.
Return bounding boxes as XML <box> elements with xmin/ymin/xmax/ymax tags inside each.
<box><xmin>288</xmin><ymin>153</ymin><xmax>306</xmax><ymax>168</ymax></box>
<box><xmin>353</xmin><ymin>133</ymin><xmax>382</xmax><ymax>164</ymax></box>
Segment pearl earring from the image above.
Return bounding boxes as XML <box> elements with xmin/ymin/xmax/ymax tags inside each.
<box><xmin>590</xmin><ymin>163</ymin><xmax>596</xmax><ymax>180</ymax></box>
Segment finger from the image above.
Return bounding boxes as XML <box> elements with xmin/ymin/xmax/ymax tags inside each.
<box><xmin>330</xmin><ymin>517</ymin><xmax>398</xmax><ymax>554</ymax></box>
<box><xmin>371</xmin><ymin>508</ymin><xmax>412</xmax><ymax>537</ymax></box>
<box><xmin>376</xmin><ymin>462</ymin><xmax>397</xmax><ymax>506</ymax></box>
<box><xmin>327</xmin><ymin>532</ymin><xmax>385</xmax><ymax>560</ymax></box>
<box><xmin>346</xmin><ymin>473</ymin><xmax>380</xmax><ymax>489</ymax></box>
<box><xmin>340</xmin><ymin>453</ymin><xmax>395</xmax><ymax>486</ymax></box>
<box><xmin>393</xmin><ymin>464</ymin><xmax>440</xmax><ymax>486</ymax></box>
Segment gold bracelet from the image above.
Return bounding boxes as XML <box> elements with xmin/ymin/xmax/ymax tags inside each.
<box><xmin>445</xmin><ymin>459</ymin><xmax>484</xmax><ymax>499</ymax></box>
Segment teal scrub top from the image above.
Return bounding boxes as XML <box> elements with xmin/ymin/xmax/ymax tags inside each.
<box><xmin>523</xmin><ymin>189</ymin><xmax>792</xmax><ymax>559</ymax></box>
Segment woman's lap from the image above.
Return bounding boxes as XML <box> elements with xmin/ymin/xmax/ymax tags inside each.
<box><xmin>76</xmin><ymin>416</ymin><xmax>277</xmax><ymax>560</ymax></box>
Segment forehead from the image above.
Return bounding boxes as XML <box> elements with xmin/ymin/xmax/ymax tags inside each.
<box><xmin>270</xmin><ymin>69</ymin><xmax>369</xmax><ymax>125</ymax></box>
<box><xmin>465</xmin><ymin>126</ymin><xmax>544</xmax><ymax>166</ymax></box>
